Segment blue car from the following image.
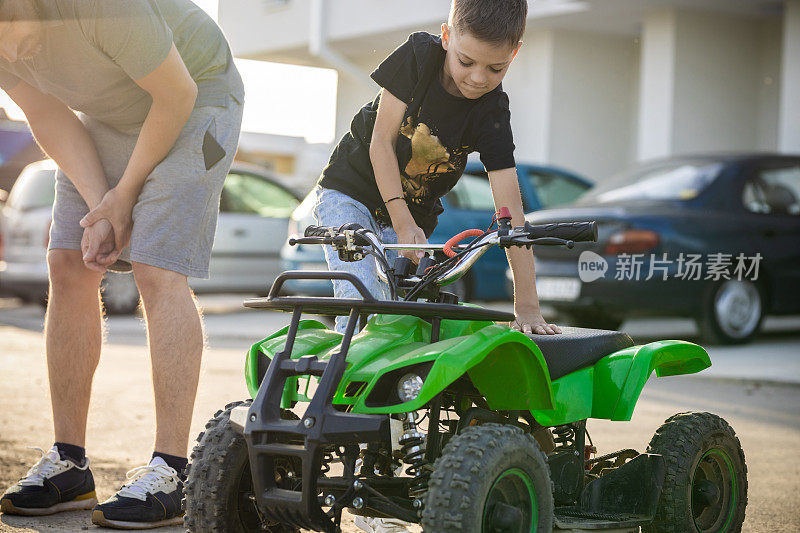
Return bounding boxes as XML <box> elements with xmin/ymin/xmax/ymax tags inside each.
<box><xmin>521</xmin><ymin>153</ymin><xmax>800</xmax><ymax>345</ymax></box>
<box><xmin>280</xmin><ymin>161</ymin><xmax>593</xmax><ymax>300</ymax></box>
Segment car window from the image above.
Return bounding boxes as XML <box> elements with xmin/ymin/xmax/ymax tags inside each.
<box><xmin>578</xmin><ymin>161</ymin><xmax>722</xmax><ymax>204</ymax></box>
<box><xmin>221</xmin><ymin>172</ymin><xmax>299</xmax><ymax>218</ymax></box>
<box><xmin>742</xmin><ymin>164</ymin><xmax>800</xmax><ymax>216</ymax></box>
<box><xmin>526</xmin><ymin>170</ymin><xmax>590</xmax><ymax>209</ymax></box>
<box><xmin>7</xmin><ymin>169</ymin><xmax>55</xmax><ymax>211</ymax></box>
<box><xmin>445</xmin><ymin>173</ymin><xmax>495</xmax><ymax>211</ymax></box>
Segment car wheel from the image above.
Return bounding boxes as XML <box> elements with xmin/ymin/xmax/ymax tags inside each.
<box><xmin>567</xmin><ymin>309</ymin><xmax>623</xmax><ymax>331</ymax></box>
<box><xmin>101</xmin><ymin>272</ymin><xmax>140</xmax><ymax>315</ymax></box>
<box><xmin>697</xmin><ymin>280</ymin><xmax>764</xmax><ymax>345</ymax></box>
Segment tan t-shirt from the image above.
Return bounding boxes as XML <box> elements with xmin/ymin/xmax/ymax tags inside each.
<box><xmin>0</xmin><ymin>0</ymin><xmax>244</xmax><ymax>134</ymax></box>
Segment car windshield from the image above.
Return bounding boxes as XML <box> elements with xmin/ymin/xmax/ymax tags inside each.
<box><xmin>7</xmin><ymin>168</ymin><xmax>55</xmax><ymax>211</ymax></box>
<box><xmin>577</xmin><ymin>161</ymin><xmax>723</xmax><ymax>204</ymax></box>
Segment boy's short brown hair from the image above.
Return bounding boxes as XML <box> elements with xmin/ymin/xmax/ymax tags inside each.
<box><xmin>448</xmin><ymin>0</ymin><xmax>528</xmax><ymax>48</ymax></box>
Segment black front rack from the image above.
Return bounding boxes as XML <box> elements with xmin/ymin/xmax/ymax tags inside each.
<box><xmin>239</xmin><ymin>271</ymin><xmax>513</xmax><ymax>531</ymax></box>
<box><xmin>244</xmin><ymin>270</ymin><xmax>515</xmax><ymax>322</ymax></box>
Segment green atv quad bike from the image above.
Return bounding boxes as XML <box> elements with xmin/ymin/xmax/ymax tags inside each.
<box><xmin>184</xmin><ymin>210</ymin><xmax>747</xmax><ymax>533</ymax></box>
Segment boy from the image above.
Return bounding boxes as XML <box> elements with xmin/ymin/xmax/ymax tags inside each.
<box><xmin>315</xmin><ymin>0</ymin><xmax>560</xmax><ymax>337</ymax></box>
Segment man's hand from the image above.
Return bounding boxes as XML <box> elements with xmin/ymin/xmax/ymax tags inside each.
<box><xmin>81</xmin><ymin>218</ymin><xmax>116</xmax><ymax>272</ymax></box>
<box><xmin>511</xmin><ymin>305</ymin><xmax>562</xmax><ymax>335</ymax></box>
<box><xmin>396</xmin><ymin>224</ymin><xmax>428</xmax><ymax>263</ymax></box>
<box><xmin>79</xmin><ymin>186</ymin><xmax>136</xmax><ymax>258</ymax></box>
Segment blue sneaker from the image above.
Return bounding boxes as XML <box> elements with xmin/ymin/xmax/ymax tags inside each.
<box><xmin>91</xmin><ymin>457</ymin><xmax>183</xmax><ymax>529</ymax></box>
<box><xmin>0</xmin><ymin>446</ymin><xmax>97</xmax><ymax>516</ymax></box>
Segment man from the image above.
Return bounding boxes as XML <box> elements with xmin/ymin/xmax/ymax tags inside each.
<box><xmin>0</xmin><ymin>0</ymin><xmax>243</xmax><ymax>528</ymax></box>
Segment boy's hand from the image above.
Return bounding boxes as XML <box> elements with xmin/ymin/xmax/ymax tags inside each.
<box><xmin>396</xmin><ymin>224</ymin><xmax>428</xmax><ymax>263</ymax></box>
<box><xmin>512</xmin><ymin>305</ymin><xmax>562</xmax><ymax>335</ymax></box>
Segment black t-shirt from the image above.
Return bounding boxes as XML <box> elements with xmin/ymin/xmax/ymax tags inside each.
<box><xmin>318</xmin><ymin>32</ymin><xmax>515</xmax><ymax>236</ymax></box>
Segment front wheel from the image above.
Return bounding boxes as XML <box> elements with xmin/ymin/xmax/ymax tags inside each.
<box><xmin>644</xmin><ymin>412</ymin><xmax>747</xmax><ymax>533</ymax></box>
<box><xmin>422</xmin><ymin>423</ymin><xmax>553</xmax><ymax>532</ymax></box>
<box><xmin>184</xmin><ymin>401</ymin><xmax>300</xmax><ymax>533</ymax></box>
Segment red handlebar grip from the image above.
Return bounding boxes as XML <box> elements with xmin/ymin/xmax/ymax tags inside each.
<box><xmin>443</xmin><ymin>229</ymin><xmax>485</xmax><ymax>258</ymax></box>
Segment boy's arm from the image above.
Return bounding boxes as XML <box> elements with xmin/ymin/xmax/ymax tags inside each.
<box><xmin>488</xmin><ymin>167</ymin><xmax>561</xmax><ymax>335</ymax></box>
<box><xmin>369</xmin><ymin>89</ymin><xmax>427</xmax><ymax>262</ymax></box>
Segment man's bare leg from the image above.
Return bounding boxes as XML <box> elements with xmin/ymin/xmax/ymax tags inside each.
<box><xmin>46</xmin><ymin>249</ymin><xmax>104</xmax><ymax>447</ymax></box>
<box><xmin>132</xmin><ymin>262</ymin><xmax>203</xmax><ymax>457</ymax></box>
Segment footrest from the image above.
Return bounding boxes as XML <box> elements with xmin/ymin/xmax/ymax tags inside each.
<box><xmin>555</xmin><ymin>508</ymin><xmax>650</xmax><ymax>530</ymax></box>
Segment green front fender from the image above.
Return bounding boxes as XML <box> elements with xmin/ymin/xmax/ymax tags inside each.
<box><xmin>351</xmin><ymin>324</ymin><xmax>556</xmax><ymax>414</ymax></box>
<box><xmin>529</xmin><ymin>339</ymin><xmax>711</xmax><ymax>426</ymax></box>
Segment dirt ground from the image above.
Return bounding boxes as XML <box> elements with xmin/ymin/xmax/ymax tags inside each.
<box><xmin>1</xmin><ymin>323</ymin><xmax>799</xmax><ymax>532</ymax></box>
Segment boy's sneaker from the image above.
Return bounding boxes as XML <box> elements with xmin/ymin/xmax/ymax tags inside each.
<box><xmin>91</xmin><ymin>457</ymin><xmax>183</xmax><ymax>529</ymax></box>
<box><xmin>0</xmin><ymin>446</ymin><xmax>97</xmax><ymax>516</ymax></box>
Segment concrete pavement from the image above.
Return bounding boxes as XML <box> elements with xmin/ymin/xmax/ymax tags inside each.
<box><xmin>0</xmin><ymin>295</ymin><xmax>798</xmax><ymax>385</ymax></box>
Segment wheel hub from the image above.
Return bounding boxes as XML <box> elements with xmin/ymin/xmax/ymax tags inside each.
<box><xmin>692</xmin><ymin>479</ymin><xmax>720</xmax><ymax>507</ymax></box>
<box><xmin>714</xmin><ymin>280</ymin><xmax>761</xmax><ymax>338</ymax></box>
<box><xmin>691</xmin><ymin>448</ymin><xmax>737</xmax><ymax>532</ymax></box>
<box><xmin>488</xmin><ymin>502</ymin><xmax>524</xmax><ymax>531</ymax></box>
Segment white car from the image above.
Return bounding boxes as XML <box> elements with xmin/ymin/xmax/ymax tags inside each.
<box><xmin>0</xmin><ymin>160</ymin><xmax>301</xmax><ymax>314</ymax></box>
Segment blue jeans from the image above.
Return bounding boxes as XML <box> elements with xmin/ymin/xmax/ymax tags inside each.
<box><xmin>313</xmin><ymin>187</ymin><xmax>398</xmax><ymax>332</ymax></box>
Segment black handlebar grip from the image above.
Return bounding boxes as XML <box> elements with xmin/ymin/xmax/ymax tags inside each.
<box><xmin>525</xmin><ymin>221</ymin><xmax>598</xmax><ymax>242</ymax></box>
<box><xmin>304</xmin><ymin>225</ymin><xmax>336</xmax><ymax>238</ymax></box>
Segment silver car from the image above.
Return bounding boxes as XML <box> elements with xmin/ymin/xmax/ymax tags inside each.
<box><xmin>0</xmin><ymin>160</ymin><xmax>301</xmax><ymax>314</ymax></box>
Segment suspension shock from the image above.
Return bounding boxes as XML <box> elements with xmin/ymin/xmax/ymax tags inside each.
<box><xmin>398</xmin><ymin>411</ymin><xmax>430</xmax><ymax>497</ymax></box>
<box><xmin>552</xmin><ymin>424</ymin><xmax>577</xmax><ymax>451</ymax></box>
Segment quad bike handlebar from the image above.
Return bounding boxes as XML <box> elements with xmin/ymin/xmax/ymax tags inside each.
<box><xmin>291</xmin><ymin>212</ymin><xmax>597</xmax><ymax>301</ymax></box>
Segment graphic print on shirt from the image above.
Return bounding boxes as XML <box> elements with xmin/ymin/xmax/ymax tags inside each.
<box><xmin>398</xmin><ymin>111</ymin><xmax>469</xmax><ymax>208</ymax></box>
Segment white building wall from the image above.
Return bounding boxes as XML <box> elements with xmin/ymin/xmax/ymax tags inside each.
<box><xmin>548</xmin><ymin>30</ymin><xmax>637</xmax><ymax>181</ymax></box>
<box><xmin>637</xmin><ymin>9</ymin><xmax>677</xmax><ymax>160</ymax></box>
<box><xmin>671</xmin><ymin>10</ymin><xmax>760</xmax><ymax>154</ymax></box>
<box><xmin>758</xmin><ymin>19</ymin><xmax>783</xmax><ymax>151</ymax></box>
<box><xmin>503</xmin><ymin>30</ymin><xmax>556</xmax><ymax>164</ymax></box>
<box><xmin>779</xmin><ymin>0</ymin><xmax>800</xmax><ymax>152</ymax></box>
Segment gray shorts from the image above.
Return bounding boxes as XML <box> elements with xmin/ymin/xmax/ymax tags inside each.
<box><xmin>49</xmin><ymin>96</ymin><xmax>243</xmax><ymax>278</ymax></box>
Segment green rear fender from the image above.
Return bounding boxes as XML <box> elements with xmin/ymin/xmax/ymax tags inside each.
<box><xmin>529</xmin><ymin>339</ymin><xmax>711</xmax><ymax>426</ymax></box>
<box><xmin>351</xmin><ymin>324</ymin><xmax>556</xmax><ymax>414</ymax></box>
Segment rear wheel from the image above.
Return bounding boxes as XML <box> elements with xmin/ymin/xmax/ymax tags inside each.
<box><xmin>644</xmin><ymin>412</ymin><xmax>747</xmax><ymax>533</ymax></box>
<box><xmin>697</xmin><ymin>280</ymin><xmax>764</xmax><ymax>345</ymax></box>
<box><xmin>422</xmin><ymin>423</ymin><xmax>553</xmax><ymax>532</ymax></box>
<box><xmin>184</xmin><ymin>400</ymin><xmax>300</xmax><ymax>533</ymax></box>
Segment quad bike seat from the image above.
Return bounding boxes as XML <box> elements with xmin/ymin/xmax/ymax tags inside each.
<box><xmin>526</xmin><ymin>326</ymin><xmax>635</xmax><ymax>380</ymax></box>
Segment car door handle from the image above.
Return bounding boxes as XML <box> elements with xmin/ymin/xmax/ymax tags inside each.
<box><xmin>233</xmin><ymin>229</ymin><xmax>248</xmax><ymax>237</ymax></box>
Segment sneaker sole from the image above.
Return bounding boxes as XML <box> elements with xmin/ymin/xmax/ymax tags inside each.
<box><xmin>91</xmin><ymin>510</ymin><xmax>184</xmax><ymax>530</ymax></box>
<box><xmin>1</xmin><ymin>496</ymin><xmax>98</xmax><ymax>516</ymax></box>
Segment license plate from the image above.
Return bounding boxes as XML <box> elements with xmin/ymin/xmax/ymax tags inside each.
<box><xmin>536</xmin><ymin>277</ymin><xmax>581</xmax><ymax>302</ymax></box>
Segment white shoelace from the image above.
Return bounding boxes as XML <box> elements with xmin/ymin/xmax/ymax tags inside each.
<box><xmin>118</xmin><ymin>463</ymin><xmax>179</xmax><ymax>501</ymax></box>
<box><xmin>19</xmin><ymin>447</ymin><xmax>72</xmax><ymax>487</ymax></box>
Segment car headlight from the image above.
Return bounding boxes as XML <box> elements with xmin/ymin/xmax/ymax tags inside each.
<box><xmin>397</xmin><ymin>373</ymin><xmax>424</xmax><ymax>403</ymax></box>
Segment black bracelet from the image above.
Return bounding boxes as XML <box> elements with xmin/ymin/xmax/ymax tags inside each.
<box><xmin>384</xmin><ymin>196</ymin><xmax>405</xmax><ymax>205</ymax></box>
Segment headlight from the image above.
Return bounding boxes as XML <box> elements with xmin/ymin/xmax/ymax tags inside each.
<box><xmin>396</xmin><ymin>373</ymin><xmax>424</xmax><ymax>403</ymax></box>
